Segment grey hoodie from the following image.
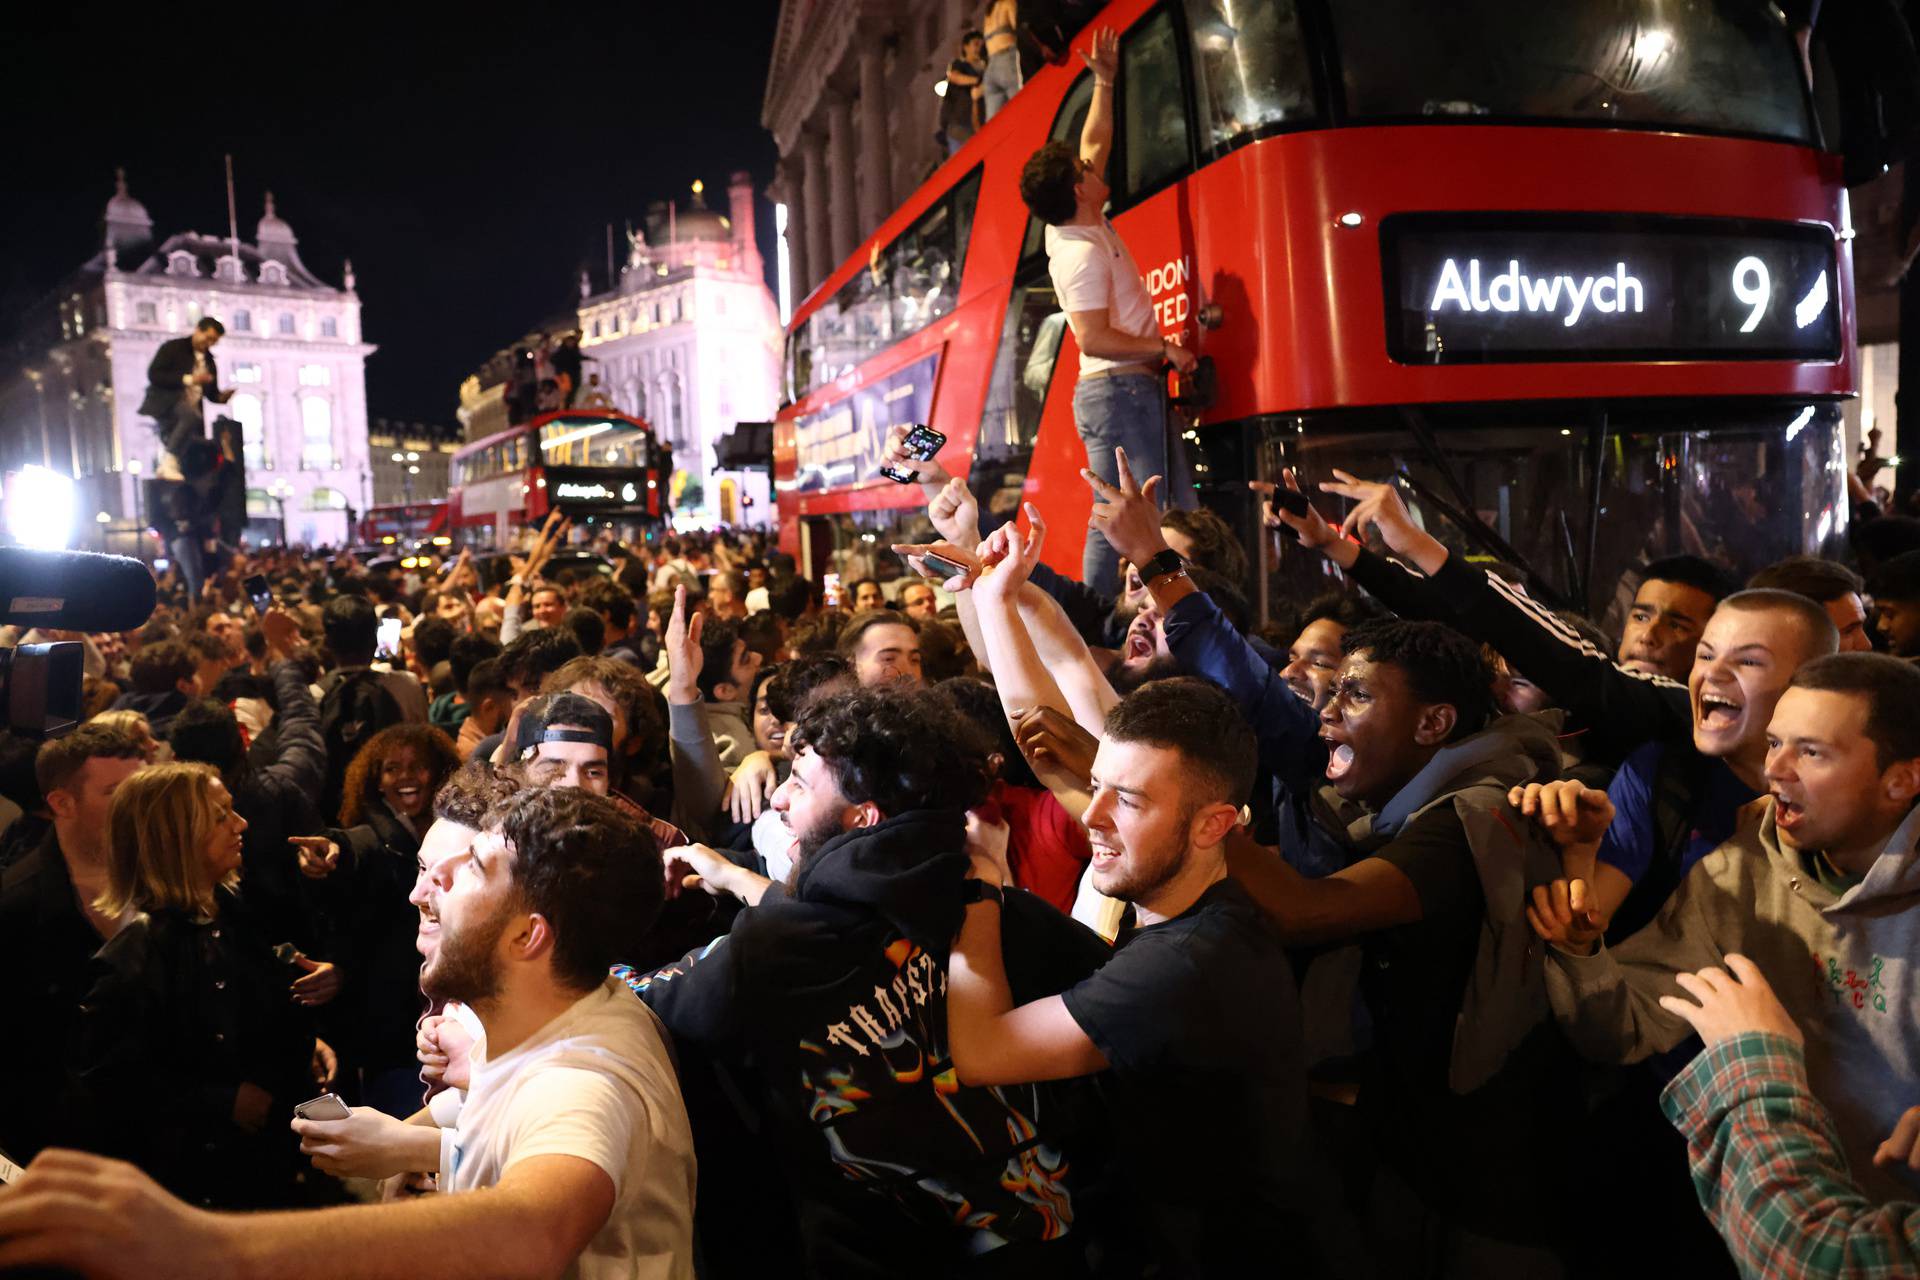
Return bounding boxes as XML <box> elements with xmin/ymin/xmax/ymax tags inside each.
<box><xmin>1547</xmin><ymin>799</ymin><xmax>1920</xmax><ymax>1204</ymax></box>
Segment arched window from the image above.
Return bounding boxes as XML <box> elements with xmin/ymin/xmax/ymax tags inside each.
<box><xmin>304</xmin><ymin>486</ymin><xmax>347</xmax><ymax>511</ymax></box>
<box><xmin>260</xmin><ymin>262</ymin><xmax>289</xmax><ymax>286</ymax></box>
<box><xmin>230</xmin><ymin>392</ymin><xmax>268</xmax><ymax>468</ymax></box>
<box><xmin>320</xmin><ymin>317</ymin><xmax>338</xmax><ymax>337</ymax></box>
<box><xmin>300</xmin><ymin>398</ymin><xmax>333</xmax><ymax>469</ymax></box>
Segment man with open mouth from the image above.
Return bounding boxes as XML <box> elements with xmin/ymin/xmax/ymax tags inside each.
<box><xmin>1525</xmin><ymin>652</ymin><xmax>1920</xmax><ymax>1211</ymax></box>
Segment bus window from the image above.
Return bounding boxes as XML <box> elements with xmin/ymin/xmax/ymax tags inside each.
<box><xmin>1329</xmin><ymin>0</ymin><xmax>1812</xmax><ymax>144</ymax></box>
<box><xmin>791</xmin><ymin>168</ymin><xmax>985</xmax><ymax>399</ymax></box>
<box><xmin>1184</xmin><ymin>0</ymin><xmax>1315</xmax><ymax>155</ymax></box>
<box><xmin>1120</xmin><ymin>7</ymin><xmax>1195</xmax><ymax>200</ymax></box>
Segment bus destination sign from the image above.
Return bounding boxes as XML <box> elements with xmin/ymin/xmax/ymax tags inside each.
<box><xmin>1383</xmin><ymin>214</ymin><xmax>1840</xmax><ymax>364</ymax></box>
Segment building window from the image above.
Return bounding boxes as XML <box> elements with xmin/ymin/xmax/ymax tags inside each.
<box><xmin>245</xmin><ymin>488</ymin><xmax>274</xmax><ymax>517</ymax></box>
<box><xmin>674</xmin><ymin>295</ymin><xmax>685</xmax><ymax>321</ymax></box>
<box><xmin>260</xmin><ymin>262</ymin><xmax>288</xmax><ymax>286</ymax></box>
<box><xmin>232</xmin><ymin>362</ymin><xmax>263</xmax><ymax>383</ymax></box>
<box><xmin>301</xmin><ymin>398</ymin><xmax>333</xmax><ymax>469</ymax></box>
<box><xmin>231</xmin><ymin>392</ymin><xmax>268</xmax><ymax>468</ymax></box>
<box><xmin>166</xmin><ymin>251</ymin><xmax>198</xmax><ymax>276</ymax></box>
<box><xmin>279</xmin><ymin>313</ymin><xmax>296</xmax><ymax>335</ymax></box>
<box><xmin>304</xmin><ymin>486</ymin><xmax>347</xmax><ymax>511</ymax></box>
<box><xmin>233</xmin><ymin>309</ymin><xmax>252</xmax><ymax>332</ymax></box>
<box><xmin>298</xmin><ymin>365</ymin><xmax>330</xmax><ymax>387</ymax></box>
<box><xmin>136</xmin><ymin>302</ymin><xmax>157</xmax><ymax>325</ymax></box>
<box><xmin>320</xmin><ymin>317</ymin><xmax>338</xmax><ymax>338</ymax></box>
<box><xmin>592</xmin><ymin>319</ymin><xmax>601</xmax><ymax>338</ymax></box>
<box><xmin>652</xmin><ymin>304</ymin><xmax>662</xmax><ymax>324</ymax></box>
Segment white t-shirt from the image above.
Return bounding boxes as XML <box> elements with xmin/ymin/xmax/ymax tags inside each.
<box><xmin>433</xmin><ymin>979</ymin><xmax>697</xmax><ymax>1280</ymax></box>
<box><xmin>1045</xmin><ymin>220</ymin><xmax>1157</xmax><ymax>376</ymax></box>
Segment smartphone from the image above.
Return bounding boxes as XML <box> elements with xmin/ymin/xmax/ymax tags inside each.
<box><xmin>376</xmin><ymin>616</ymin><xmax>403</xmax><ymax>663</ymax></box>
<box><xmin>244</xmin><ymin>573</ymin><xmax>273</xmax><ymax>616</ymax></box>
<box><xmin>823</xmin><ymin>572</ymin><xmax>843</xmax><ymax>609</ymax></box>
<box><xmin>880</xmin><ymin>424</ymin><xmax>948</xmax><ymax>484</ymax></box>
<box><xmin>293</xmin><ymin>1093</ymin><xmax>352</xmax><ymax>1123</ymax></box>
<box><xmin>153</xmin><ymin>557</ymin><xmax>170</xmax><ymax>573</ymax></box>
<box><xmin>1268</xmin><ymin>484</ymin><xmax>1312</xmax><ymax>518</ymax></box>
<box><xmin>918</xmin><ymin>551</ymin><xmax>968</xmax><ymax>580</ymax></box>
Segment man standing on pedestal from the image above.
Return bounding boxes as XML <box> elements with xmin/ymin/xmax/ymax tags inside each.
<box><xmin>139</xmin><ymin>317</ymin><xmax>231</xmax><ymax>467</ymax></box>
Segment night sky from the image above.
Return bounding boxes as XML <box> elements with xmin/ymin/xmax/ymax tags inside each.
<box><xmin>1</xmin><ymin>7</ymin><xmax>784</xmax><ymax>426</ymax></box>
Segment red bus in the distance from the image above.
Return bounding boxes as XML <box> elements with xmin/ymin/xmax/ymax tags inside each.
<box><xmin>774</xmin><ymin>0</ymin><xmax>1886</xmax><ymax>627</ymax></box>
<box><xmin>359</xmin><ymin>500</ymin><xmax>448</xmax><ymax>549</ymax></box>
<box><xmin>448</xmin><ymin>408</ymin><xmax>673</xmax><ymax>550</ymax></box>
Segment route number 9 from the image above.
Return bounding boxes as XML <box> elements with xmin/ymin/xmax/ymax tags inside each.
<box><xmin>1732</xmin><ymin>256</ymin><xmax>1770</xmax><ymax>334</ymax></box>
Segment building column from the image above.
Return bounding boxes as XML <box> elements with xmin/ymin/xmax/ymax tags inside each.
<box><xmin>857</xmin><ymin>43</ymin><xmax>893</xmax><ymax>239</ymax></box>
<box><xmin>827</xmin><ymin>93</ymin><xmax>859</xmax><ymax>270</ymax></box>
<box><xmin>775</xmin><ymin>158</ymin><xmax>809</xmax><ymax>308</ymax></box>
<box><xmin>801</xmin><ymin>128</ymin><xmax>831</xmax><ymax>298</ymax></box>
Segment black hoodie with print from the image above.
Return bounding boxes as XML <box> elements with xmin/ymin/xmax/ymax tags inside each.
<box><xmin>627</xmin><ymin>807</ymin><xmax>1114</xmax><ymax>1278</ymax></box>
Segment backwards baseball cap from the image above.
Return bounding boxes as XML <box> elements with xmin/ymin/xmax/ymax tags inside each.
<box><xmin>511</xmin><ymin>692</ymin><xmax>614</xmax><ymax>760</ymax></box>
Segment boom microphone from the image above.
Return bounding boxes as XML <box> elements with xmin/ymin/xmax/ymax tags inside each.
<box><xmin>0</xmin><ymin>547</ymin><xmax>158</xmax><ymax>633</ymax></box>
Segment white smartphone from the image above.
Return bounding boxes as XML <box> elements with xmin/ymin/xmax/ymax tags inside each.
<box><xmin>375</xmin><ymin>616</ymin><xmax>404</xmax><ymax>663</ymax></box>
<box><xmin>293</xmin><ymin>1093</ymin><xmax>352</xmax><ymax>1122</ymax></box>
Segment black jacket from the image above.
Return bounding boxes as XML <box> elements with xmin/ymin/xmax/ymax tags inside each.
<box><xmin>230</xmin><ymin>662</ymin><xmax>329</xmax><ymax>948</ymax></box>
<box><xmin>107</xmin><ymin>688</ymin><xmax>192</xmax><ymax>741</ymax></box>
<box><xmin>314</xmin><ymin>802</ymin><xmax>425</xmax><ymax>1072</ymax></box>
<box><xmin>139</xmin><ymin>335</ymin><xmax>228</xmax><ymax>419</ymax></box>
<box><xmin>632</xmin><ymin>809</ymin><xmax>1112</xmax><ymax>1278</ymax></box>
<box><xmin>0</xmin><ymin>829</ymin><xmax>109</xmax><ymax>1162</ymax></box>
<box><xmin>65</xmin><ymin>888</ymin><xmax>317</xmax><ymax>1208</ymax></box>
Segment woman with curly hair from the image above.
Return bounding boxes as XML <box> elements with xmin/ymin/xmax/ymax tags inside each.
<box><xmin>67</xmin><ymin>763</ymin><xmax>339</xmax><ymax>1208</ymax></box>
<box><xmin>292</xmin><ymin>724</ymin><xmax>461</xmax><ymax>1116</ymax></box>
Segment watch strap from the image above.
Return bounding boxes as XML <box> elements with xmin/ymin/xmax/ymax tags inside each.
<box><xmin>962</xmin><ymin>879</ymin><xmax>1005</xmax><ymax>906</ymax></box>
<box><xmin>1140</xmin><ymin>548</ymin><xmax>1186</xmax><ymax>582</ymax></box>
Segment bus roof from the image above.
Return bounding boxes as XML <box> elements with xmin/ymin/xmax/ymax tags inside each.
<box><xmin>451</xmin><ymin>407</ymin><xmax>658</xmax><ymax>458</ymax></box>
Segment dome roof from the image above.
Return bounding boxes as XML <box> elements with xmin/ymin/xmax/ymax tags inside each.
<box><xmin>675</xmin><ymin>207</ymin><xmax>732</xmax><ymax>242</ymax></box>
<box><xmin>105</xmin><ymin>168</ymin><xmax>152</xmax><ymax>231</ymax></box>
<box><xmin>256</xmin><ymin>191</ymin><xmax>297</xmax><ymax>244</ymax></box>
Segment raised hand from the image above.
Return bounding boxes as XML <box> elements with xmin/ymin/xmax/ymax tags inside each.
<box><xmin>890</xmin><ymin>538</ymin><xmax>983</xmax><ymax>592</ymax></box>
<box><xmin>1316</xmin><ymin>470</ymin><xmax>1439</xmax><ymax>568</ymax></box>
<box><xmin>1656</xmin><ymin>954</ymin><xmax>1804</xmax><ymax>1047</ymax></box>
<box><xmin>1079</xmin><ymin>25</ymin><xmax>1118</xmax><ymax>82</ymax></box>
<box><xmin>1509</xmin><ymin>779</ymin><xmax>1614</xmax><ymax>885</ymax></box>
<box><xmin>1251</xmin><ymin>470</ymin><xmax>1346</xmax><ymax>556</ymax></box>
<box><xmin>881</xmin><ymin>423</ymin><xmax>953</xmax><ymax>488</ymax></box>
<box><xmin>964</xmin><ymin>810</ymin><xmax>1013</xmax><ymax>887</ymax></box>
<box><xmin>927</xmin><ymin>475</ymin><xmax>982</xmax><ymax>547</ymax></box>
<box><xmin>288</xmin><ymin>954</ymin><xmax>340</xmax><ymax>1007</ymax></box>
<box><xmin>972</xmin><ymin>505</ymin><xmax>1048</xmax><ymax>608</ymax></box>
<box><xmin>1082</xmin><ymin>446</ymin><xmax>1169</xmax><ymax>567</ymax></box>
<box><xmin>663</xmin><ymin>584</ymin><xmax>706</xmax><ymax>704</ymax></box>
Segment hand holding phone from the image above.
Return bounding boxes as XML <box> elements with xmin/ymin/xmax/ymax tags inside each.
<box><xmin>375</xmin><ymin>616</ymin><xmax>404</xmax><ymax>663</ymax></box>
<box><xmin>293</xmin><ymin>1093</ymin><xmax>352</xmax><ymax>1122</ymax></box>
<box><xmin>244</xmin><ymin>573</ymin><xmax>273</xmax><ymax>616</ymax></box>
<box><xmin>880</xmin><ymin>424</ymin><xmax>947</xmax><ymax>484</ymax></box>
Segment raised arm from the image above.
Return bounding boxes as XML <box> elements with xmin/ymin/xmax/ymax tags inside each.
<box><xmin>1015</xmin><ymin>583</ymin><xmax>1117</xmax><ymax>733</ymax></box>
<box><xmin>1316</xmin><ymin>471</ymin><xmax>1690</xmax><ymax>763</ymax></box>
<box><xmin>1078</xmin><ymin>28</ymin><xmax>1117</xmax><ymax>179</ymax></box>
<box><xmin>968</xmin><ymin>508</ymin><xmax>1074</xmax><ymax>727</ymax></box>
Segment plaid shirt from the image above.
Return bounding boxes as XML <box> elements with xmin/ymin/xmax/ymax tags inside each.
<box><xmin>1660</xmin><ymin>1032</ymin><xmax>1919</xmax><ymax>1280</ymax></box>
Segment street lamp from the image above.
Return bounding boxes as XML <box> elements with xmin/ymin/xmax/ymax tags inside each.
<box><xmin>269</xmin><ymin>478</ymin><xmax>294</xmax><ymax>546</ymax></box>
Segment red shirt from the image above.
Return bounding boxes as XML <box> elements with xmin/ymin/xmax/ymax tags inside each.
<box><xmin>986</xmin><ymin>780</ymin><xmax>1092</xmax><ymax>915</ymax></box>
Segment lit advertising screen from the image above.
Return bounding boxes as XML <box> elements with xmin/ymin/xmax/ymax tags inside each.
<box><xmin>790</xmin><ymin>352</ymin><xmax>939</xmax><ymax>494</ymax></box>
<box><xmin>1383</xmin><ymin>214</ymin><xmax>1840</xmax><ymax>364</ymax></box>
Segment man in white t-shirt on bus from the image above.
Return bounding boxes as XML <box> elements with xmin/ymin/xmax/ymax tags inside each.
<box><xmin>0</xmin><ymin>786</ymin><xmax>697</xmax><ymax>1280</ymax></box>
<box><xmin>1020</xmin><ymin>25</ymin><xmax>1197</xmax><ymax>597</ymax></box>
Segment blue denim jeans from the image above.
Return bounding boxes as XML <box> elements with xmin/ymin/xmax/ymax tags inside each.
<box><xmin>982</xmin><ymin>48</ymin><xmax>1021</xmax><ymax>119</ymax></box>
<box><xmin>1073</xmin><ymin>372</ymin><xmax>1169</xmax><ymax>597</ymax></box>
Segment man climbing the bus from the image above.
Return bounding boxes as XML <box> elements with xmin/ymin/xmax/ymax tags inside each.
<box><xmin>1018</xmin><ymin>25</ymin><xmax>1195</xmax><ymax>598</ymax></box>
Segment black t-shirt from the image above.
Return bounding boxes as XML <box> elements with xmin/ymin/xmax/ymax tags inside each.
<box><xmin>1061</xmin><ymin>877</ymin><xmax>1342</xmax><ymax>1275</ymax></box>
<box><xmin>942</xmin><ymin>58</ymin><xmax>982</xmax><ymax>133</ymax></box>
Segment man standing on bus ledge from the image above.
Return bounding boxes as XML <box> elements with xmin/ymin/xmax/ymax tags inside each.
<box><xmin>1019</xmin><ymin>27</ymin><xmax>1196</xmax><ymax>596</ymax></box>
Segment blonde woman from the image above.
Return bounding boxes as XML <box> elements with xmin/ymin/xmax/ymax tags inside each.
<box><xmin>88</xmin><ymin>707</ymin><xmax>164</xmax><ymax>763</ymax></box>
<box><xmin>66</xmin><ymin>763</ymin><xmax>339</xmax><ymax>1209</ymax></box>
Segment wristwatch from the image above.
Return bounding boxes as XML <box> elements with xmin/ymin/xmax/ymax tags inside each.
<box><xmin>961</xmin><ymin>880</ymin><xmax>1005</xmax><ymax>907</ymax></box>
<box><xmin>1139</xmin><ymin>548</ymin><xmax>1186</xmax><ymax>583</ymax></box>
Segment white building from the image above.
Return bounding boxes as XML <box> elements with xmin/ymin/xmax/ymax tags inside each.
<box><xmin>575</xmin><ymin>173</ymin><xmax>783</xmax><ymax>526</ymax></box>
<box><xmin>763</xmin><ymin>0</ymin><xmax>976</xmax><ymax>303</ymax></box>
<box><xmin>0</xmin><ymin>171</ymin><xmax>376</xmax><ymax>548</ymax></box>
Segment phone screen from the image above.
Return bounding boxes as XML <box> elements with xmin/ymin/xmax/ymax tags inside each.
<box><xmin>900</xmin><ymin>424</ymin><xmax>946</xmax><ymax>461</ymax></box>
<box><xmin>153</xmin><ymin>558</ymin><xmax>170</xmax><ymax>573</ymax></box>
<box><xmin>244</xmin><ymin>573</ymin><xmax>273</xmax><ymax>616</ymax></box>
<box><xmin>376</xmin><ymin>617</ymin><xmax>403</xmax><ymax>663</ymax></box>
<box><xmin>823</xmin><ymin>572</ymin><xmax>842</xmax><ymax>609</ymax></box>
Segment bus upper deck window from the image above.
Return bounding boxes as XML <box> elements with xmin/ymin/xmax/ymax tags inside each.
<box><xmin>1121</xmin><ymin>9</ymin><xmax>1193</xmax><ymax>198</ymax></box>
<box><xmin>1183</xmin><ymin>0</ymin><xmax>1315</xmax><ymax>155</ymax></box>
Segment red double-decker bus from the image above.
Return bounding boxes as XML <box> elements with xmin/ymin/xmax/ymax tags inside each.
<box><xmin>448</xmin><ymin>408</ymin><xmax>673</xmax><ymax>550</ymax></box>
<box><xmin>360</xmin><ymin>500</ymin><xmax>449</xmax><ymax>548</ymax></box>
<box><xmin>774</xmin><ymin>0</ymin><xmax>1882</xmax><ymax>625</ymax></box>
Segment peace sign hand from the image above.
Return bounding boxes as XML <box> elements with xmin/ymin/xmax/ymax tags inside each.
<box><xmin>1082</xmin><ymin>446</ymin><xmax>1169</xmax><ymax>567</ymax></box>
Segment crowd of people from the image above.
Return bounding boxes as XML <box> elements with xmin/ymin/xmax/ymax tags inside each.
<box><xmin>0</xmin><ymin>407</ymin><xmax>1914</xmax><ymax>1277</ymax></box>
